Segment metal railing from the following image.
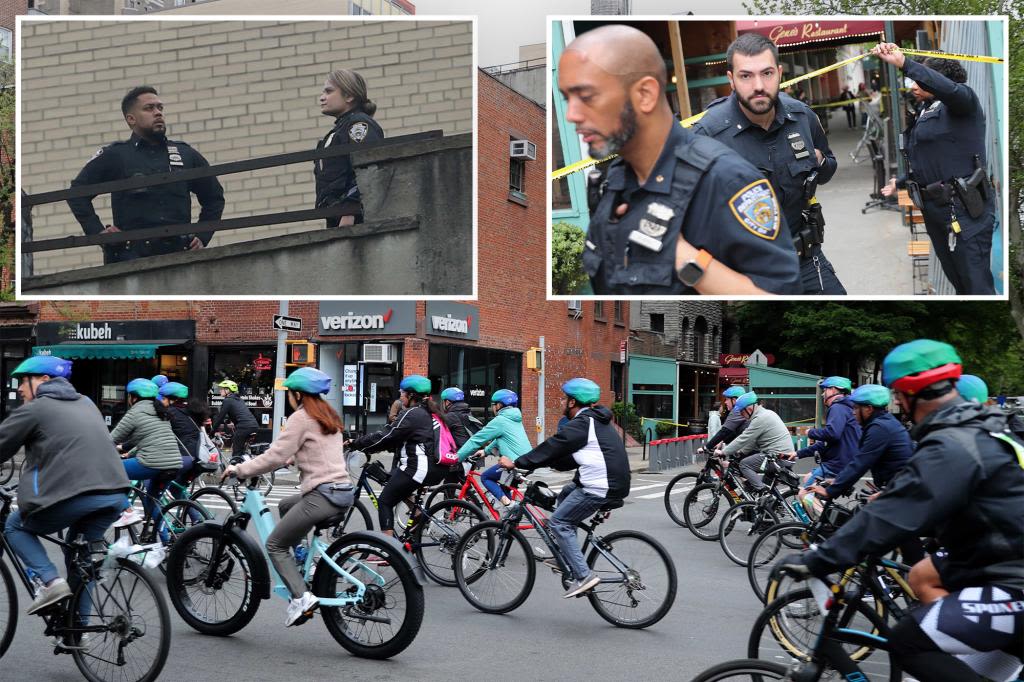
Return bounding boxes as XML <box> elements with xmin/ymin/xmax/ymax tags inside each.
<box><xmin>482</xmin><ymin>58</ymin><xmax>546</xmax><ymax>76</ymax></box>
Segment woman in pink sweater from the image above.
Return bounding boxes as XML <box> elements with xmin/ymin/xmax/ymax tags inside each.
<box><xmin>222</xmin><ymin>367</ymin><xmax>351</xmax><ymax>627</ymax></box>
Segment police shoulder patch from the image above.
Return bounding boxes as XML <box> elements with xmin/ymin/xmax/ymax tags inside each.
<box><xmin>349</xmin><ymin>122</ymin><xmax>369</xmax><ymax>142</ymax></box>
<box><xmin>89</xmin><ymin>147</ymin><xmax>105</xmax><ymax>161</ymax></box>
<box><xmin>728</xmin><ymin>179</ymin><xmax>780</xmax><ymax>241</ymax></box>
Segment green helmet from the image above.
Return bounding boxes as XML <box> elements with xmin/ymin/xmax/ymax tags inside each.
<box><xmin>850</xmin><ymin>384</ymin><xmax>890</xmax><ymax>408</ymax></box>
<box><xmin>218</xmin><ymin>379</ymin><xmax>239</xmax><ymax>393</ymax></box>
<box><xmin>882</xmin><ymin>339</ymin><xmax>962</xmax><ymax>394</ymax></box>
<box><xmin>126</xmin><ymin>378</ymin><xmax>159</xmax><ymax>399</ymax></box>
<box><xmin>399</xmin><ymin>375</ymin><xmax>432</xmax><ymax>395</ymax></box>
<box><xmin>956</xmin><ymin>375</ymin><xmax>989</xmax><ymax>404</ymax></box>
<box><xmin>819</xmin><ymin>376</ymin><xmax>853</xmax><ymax>392</ymax></box>
<box><xmin>722</xmin><ymin>386</ymin><xmax>746</xmax><ymax>399</ymax></box>
<box><xmin>562</xmin><ymin>378</ymin><xmax>600</xmax><ymax>405</ymax></box>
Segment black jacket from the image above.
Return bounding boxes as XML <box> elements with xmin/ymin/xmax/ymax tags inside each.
<box><xmin>167</xmin><ymin>404</ymin><xmax>202</xmax><ymax>461</ymax></box>
<box><xmin>806</xmin><ymin>401</ymin><xmax>1024</xmax><ymax>591</ymax></box>
<box><xmin>443</xmin><ymin>401</ymin><xmax>481</xmax><ymax>450</ymax></box>
<box><xmin>313</xmin><ymin>109</ymin><xmax>384</xmax><ymax>213</ymax></box>
<box><xmin>826</xmin><ymin>410</ymin><xmax>913</xmax><ymax>497</ymax></box>
<box><xmin>211</xmin><ymin>394</ymin><xmax>258</xmax><ymax>432</ymax></box>
<box><xmin>515</xmin><ymin>405</ymin><xmax>631</xmax><ymax>500</ymax></box>
<box><xmin>350</xmin><ymin>404</ymin><xmax>439</xmax><ymax>482</ymax></box>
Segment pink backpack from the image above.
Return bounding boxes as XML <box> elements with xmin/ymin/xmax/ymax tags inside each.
<box><xmin>432</xmin><ymin>414</ymin><xmax>460</xmax><ymax>466</ymax></box>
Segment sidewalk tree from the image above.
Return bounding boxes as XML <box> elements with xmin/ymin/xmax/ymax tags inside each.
<box><xmin>552</xmin><ymin>222</ymin><xmax>589</xmax><ymax>294</ymax></box>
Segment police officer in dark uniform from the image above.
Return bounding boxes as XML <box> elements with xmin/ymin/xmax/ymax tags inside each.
<box><xmin>561</xmin><ymin>25</ymin><xmax>799</xmax><ymax>295</ymax></box>
<box><xmin>876</xmin><ymin>43</ymin><xmax>996</xmax><ymax>295</ymax></box>
<box><xmin>315</xmin><ymin>69</ymin><xmax>384</xmax><ymax>228</ymax></box>
<box><xmin>68</xmin><ymin>86</ymin><xmax>224</xmax><ymax>265</ymax></box>
<box><xmin>693</xmin><ymin>33</ymin><xmax>846</xmax><ymax>295</ymax></box>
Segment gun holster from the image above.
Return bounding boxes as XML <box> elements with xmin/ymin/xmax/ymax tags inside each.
<box><xmin>793</xmin><ymin>201</ymin><xmax>826</xmax><ymax>257</ymax></box>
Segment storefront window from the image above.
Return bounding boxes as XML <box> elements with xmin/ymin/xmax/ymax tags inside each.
<box><xmin>157</xmin><ymin>353</ymin><xmax>189</xmax><ymax>381</ymax></box>
<box><xmin>429</xmin><ymin>344</ymin><xmax>522</xmax><ymax>421</ymax></box>
<box><xmin>208</xmin><ymin>348</ymin><xmax>277</xmax><ymax>432</ymax></box>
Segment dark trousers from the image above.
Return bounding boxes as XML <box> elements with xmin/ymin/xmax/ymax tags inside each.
<box><xmin>844</xmin><ymin>107</ymin><xmax>856</xmax><ymax>128</ymax></box>
<box><xmin>920</xmin><ymin>198</ymin><xmax>996</xmax><ymax>294</ymax></box>
<box><xmin>231</xmin><ymin>426</ymin><xmax>258</xmax><ymax>457</ymax></box>
<box><xmin>798</xmin><ymin>246</ymin><xmax>847</xmax><ymax>295</ymax></box>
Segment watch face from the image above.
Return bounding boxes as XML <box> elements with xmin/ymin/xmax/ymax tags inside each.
<box><xmin>677</xmin><ymin>261</ymin><xmax>704</xmax><ymax>287</ymax></box>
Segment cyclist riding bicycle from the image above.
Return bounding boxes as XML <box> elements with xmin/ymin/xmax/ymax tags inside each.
<box><xmin>455</xmin><ymin>389</ymin><xmax>532</xmax><ymax>511</ymax></box>
<box><xmin>722</xmin><ymin>392</ymin><xmax>794</xmax><ymax>492</ymax></box>
<box><xmin>0</xmin><ymin>356</ymin><xmax>130</xmax><ymax>614</ymax></box>
<box><xmin>111</xmin><ymin>378</ymin><xmax>183</xmax><ymax>534</ymax></box>
<box><xmin>439</xmin><ymin>387</ymin><xmax>482</xmax><ymax>485</ymax></box>
<box><xmin>158</xmin><ymin>381</ymin><xmax>210</xmax><ymax>502</ymax></box>
<box><xmin>211</xmin><ymin>378</ymin><xmax>259</xmax><ymax>457</ymax></box>
<box><xmin>499</xmin><ymin>378</ymin><xmax>630</xmax><ymax>598</ymax></box>
<box><xmin>222</xmin><ymin>367</ymin><xmax>353</xmax><ymax>627</ymax></box>
<box><xmin>700</xmin><ymin>385</ymin><xmax>750</xmax><ymax>455</ymax></box>
<box><xmin>795</xmin><ymin>376</ymin><xmax>861</xmax><ymax>487</ymax></box>
<box><xmin>776</xmin><ymin>339</ymin><xmax>1024</xmax><ymax>682</ymax></box>
<box><xmin>346</xmin><ymin>375</ymin><xmax>446</xmax><ymax>536</ymax></box>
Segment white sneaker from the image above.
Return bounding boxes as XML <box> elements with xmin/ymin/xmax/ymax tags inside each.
<box><xmin>113</xmin><ymin>508</ymin><xmax>143</xmax><ymax>528</ymax></box>
<box><xmin>562</xmin><ymin>573</ymin><xmax>600</xmax><ymax>599</ymax></box>
<box><xmin>27</xmin><ymin>578</ymin><xmax>71</xmax><ymax>615</ymax></box>
<box><xmin>285</xmin><ymin>592</ymin><xmax>319</xmax><ymax>627</ymax></box>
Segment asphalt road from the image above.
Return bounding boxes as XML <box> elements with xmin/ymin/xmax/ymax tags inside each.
<box><xmin>0</xmin><ymin>466</ymin><xmax>824</xmax><ymax>682</ymax></box>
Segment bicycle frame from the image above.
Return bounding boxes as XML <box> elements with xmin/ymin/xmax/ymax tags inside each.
<box><xmin>455</xmin><ymin>468</ymin><xmax>546</xmax><ymax>531</ymax></box>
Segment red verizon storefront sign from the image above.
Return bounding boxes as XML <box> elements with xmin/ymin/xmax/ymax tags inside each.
<box><xmin>736</xmin><ymin>20</ymin><xmax>884</xmax><ymax>46</ymax></box>
<box><xmin>719</xmin><ymin>353</ymin><xmax>775</xmax><ymax>367</ymax></box>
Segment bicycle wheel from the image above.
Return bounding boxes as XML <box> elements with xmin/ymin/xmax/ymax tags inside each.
<box><xmin>691</xmin><ymin>658</ymin><xmax>787</xmax><ymax>681</ymax></box>
<box><xmin>329</xmin><ymin>500</ymin><xmax>374</xmax><ymax>537</ymax></box>
<box><xmin>585</xmin><ymin>530</ymin><xmax>677</xmax><ymax>629</ymax></box>
<box><xmin>0</xmin><ymin>459</ymin><xmax>15</xmax><ymax>485</ymax></box>
<box><xmin>663</xmin><ymin>472</ymin><xmax>699</xmax><ymax>527</ymax></box>
<box><xmin>0</xmin><ymin>558</ymin><xmax>17</xmax><ymax>659</ymax></box>
<box><xmin>453</xmin><ymin>521</ymin><xmax>535</xmax><ymax>614</ymax></box>
<box><xmin>414</xmin><ymin>499</ymin><xmax>486</xmax><ymax>586</ymax></box>
<box><xmin>188</xmin><ymin>486</ymin><xmax>238</xmax><ymax>519</ymax></box>
<box><xmin>158</xmin><ymin>499</ymin><xmax>213</xmax><ymax>559</ymax></box>
<box><xmin>746</xmin><ymin>522</ymin><xmax>814</xmax><ymax>603</ymax></box>
<box><xmin>69</xmin><ymin>559</ymin><xmax>170</xmax><ymax>682</ymax></box>
<box><xmin>748</xmin><ymin>587</ymin><xmax>899</xmax><ymax>682</ymax></box>
<box><xmin>423</xmin><ymin>482</ymin><xmax>462</xmax><ymax>509</ymax></box>
<box><xmin>718</xmin><ymin>501</ymin><xmax>780</xmax><ymax>567</ymax></box>
<box><xmin>313</xmin><ymin>534</ymin><xmax>425</xmax><ymax>659</ymax></box>
<box><xmin>683</xmin><ymin>483</ymin><xmax>735</xmax><ymax>541</ymax></box>
<box><xmin>165</xmin><ymin>524</ymin><xmax>261</xmax><ymax>636</ymax></box>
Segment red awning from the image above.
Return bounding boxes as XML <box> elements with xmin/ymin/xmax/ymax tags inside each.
<box><xmin>736</xmin><ymin>20</ymin><xmax>885</xmax><ymax>48</ymax></box>
<box><xmin>718</xmin><ymin>367</ymin><xmax>749</xmax><ymax>381</ymax></box>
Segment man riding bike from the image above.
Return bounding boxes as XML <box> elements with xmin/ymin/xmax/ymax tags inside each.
<box><xmin>0</xmin><ymin>356</ymin><xmax>130</xmax><ymax>614</ymax></box>
<box><xmin>776</xmin><ymin>339</ymin><xmax>1024</xmax><ymax>682</ymax></box>
<box><xmin>456</xmin><ymin>389</ymin><xmax>532</xmax><ymax>511</ymax></box>
<box><xmin>499</xmin><ymin>378</ymin><xmax>630</xmax><ymax>598</ymax></box>
<box><xmin>211</xmin><ymin>379</ymin><xmax>259</xmax><ymax>457</ymax></box>
<box><xmin>700</xmin><ymin>385</ymin><xmax>750</xmax><ymax>455</ymax></box>
<box><xmin>796</xmin><ymin>376</ymin><xmax>861</xmax><ymax>487</ymax></box>
<box><xmin>722</xmin><ymin>392</ymin><xmax>794</xmax><ymax>492</ymax></box>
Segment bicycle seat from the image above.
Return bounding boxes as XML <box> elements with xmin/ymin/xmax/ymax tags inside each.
<box><xmin>314</xmin><ymin>510</ymin><xmax>349</xmax><ymax>532</ymax></box>
<box><xmin>600</xmin><ymin>499</ymin><xmax>624</xmax><ymax>511</ymax></box>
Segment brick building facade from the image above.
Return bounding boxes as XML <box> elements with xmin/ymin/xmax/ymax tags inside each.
<box><xmin>21</xmin><ymin>18</ymin><xmax>472</xmax><ymax>274</ymax></box>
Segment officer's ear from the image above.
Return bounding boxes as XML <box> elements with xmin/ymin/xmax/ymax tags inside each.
<box><xmin>631</xmin><ymin>74</ymin><xmax>662</xmax><ymax>115</ymax></box>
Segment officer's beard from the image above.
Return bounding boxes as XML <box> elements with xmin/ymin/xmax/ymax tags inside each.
<box><xmin>736</xmin><ymin>89</ymin><xmax>780</xmax><ymax>117</ymax></box>
<box><xmin>589</xmin><ymin>100</ymin><xmax>637</xmax><ymax>159</ymax></box>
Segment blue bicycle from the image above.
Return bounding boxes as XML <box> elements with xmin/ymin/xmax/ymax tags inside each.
<box><xmin>164</xmin><ymin>472</ymin><xmax>425</xmax><ymax>659</ymax></box>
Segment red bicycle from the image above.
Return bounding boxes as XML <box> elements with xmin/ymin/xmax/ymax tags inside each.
<box><xmin>426</xmin><ymin>457</ymin><xmax>550</xmax><ymax>532</ymax></box>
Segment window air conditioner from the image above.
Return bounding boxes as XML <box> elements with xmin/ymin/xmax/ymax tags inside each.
<box><xmin>510</xmin><ymin>140</ymin><xmax>537</xmax><ymax>160</ymax></box>
<box><xmin>362</xmin><ymin>344</ymin><xmax>396</xmax><ymax>364</ymax></box>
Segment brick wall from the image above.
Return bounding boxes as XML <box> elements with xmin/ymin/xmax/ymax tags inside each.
<box><xmin>21</xmin><ymin>18</ymin><xmax>473</xmax><ymax>274</ymax></box>
<box><xmin>0</xmin><ymin>1</ymin><xmax>25</xmax><ymax>39</ymax></box>
<box><xmin>631</xmin><ymin>301</ymin><xmax>723</xmax><ymax>365</ymax></box>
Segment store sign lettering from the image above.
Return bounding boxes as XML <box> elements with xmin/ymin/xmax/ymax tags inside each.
<box><xmin>320</xmin><ymin>308</ymin><xmax>393</xmax><ymax>331</ymax></box>
<box><xmin>469</xmin><ymin>388</ymin><xmax>486</xmax><ymax>397</ymax></box>
<box><xmin>430</xmin><ymin>314</ymin><xmax>471</xmax><ymax>334</ymax></box>
<box><xmin>71</xmin><ymin>323</ymin><xmax>113</xmax><ymax>340</ymax></box>
<box><xmin>769</xmin><ymin>22</ymin><xmax>849</xmax><ymax>43</ymax></box>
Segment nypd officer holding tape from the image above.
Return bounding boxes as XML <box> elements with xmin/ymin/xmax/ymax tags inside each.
<box><xmin>68</xmin><ymin>86</ymin><xmax>225</xmax><ymax>264</ymax></box>
<box><xmin>875</xmin><ymin>43</ymin><xmax>997</xmax><ymax>295</ymax></box>
<box><xmin>693</xmin><ymin>33</ymin><xmax>845</xmax><ymax>295</ymax></box>
<box><xmin>561</xmin><ymin>25</ymin><xmax>800</xmax><ymax>295</ymax></box>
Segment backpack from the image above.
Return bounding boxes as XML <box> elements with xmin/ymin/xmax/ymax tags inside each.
<box><xmin>432</xmin><ymin>414</ymin><xmax>460</xmax><ymax>466</ymax></box>
<box><xmin>191</xmin><ymin>418</ymin><xmax>222</xmax><ymax>471</ymax></box>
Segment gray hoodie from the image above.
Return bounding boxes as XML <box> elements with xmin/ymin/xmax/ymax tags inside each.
<box><xmin>0</xmin><ymin>378</ymin><xmax>130</xmax><ymax>518</ymax></box>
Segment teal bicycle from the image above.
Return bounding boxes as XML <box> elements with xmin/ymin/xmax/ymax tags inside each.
<box><xmin>164</xmin><ymin>469</ymin><xmax>425</xmax><ymax>659</ymax></box>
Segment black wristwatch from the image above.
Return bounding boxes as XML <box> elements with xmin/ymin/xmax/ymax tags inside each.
<box><xmin>676</xmin><ymin>249</ymin><xmax>714</xmax><ymax>286</ymax></box>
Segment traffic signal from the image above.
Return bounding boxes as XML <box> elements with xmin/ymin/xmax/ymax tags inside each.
<box><xmin>526</xmin><ymin>347</ymin><xmax>543</xmax><ymax>371</ymax></box>
<box><xmin>286</xmin><ymin>341</ymin><xmax>316</xmax><ymax>366</ymax></box>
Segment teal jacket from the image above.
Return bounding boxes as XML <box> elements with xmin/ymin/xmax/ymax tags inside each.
<box><xmin>456</xmin><ymin>407</ymin><xmax>532</xmax><ymax>462</ymax></box>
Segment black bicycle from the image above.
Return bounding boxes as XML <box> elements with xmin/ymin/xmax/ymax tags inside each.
<box><xmin>663</xmin><ymin>451</ymin><xmax>726</xmax><ymax>527</ymax></box>
<box><xmin>453</xmin><ymin>473</ymin><xmax>677</xmax><ymax>628</ymax></box>
<box><xmin>0</xmin><ymin>457</ymin><xmax>15</xmax><ymax>486</ymax></box>
<box><xmin>0</xmin><ymin>485</ymin><xmax>171</xmax><ymax>681</ymax></box>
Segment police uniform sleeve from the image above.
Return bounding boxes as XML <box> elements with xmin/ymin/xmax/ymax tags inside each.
<box><xmin>320</xmin><ymin>119</ymin><xmax>382</xmax><ymax>204</ymax></box>
<box><xmin>699</xmin><ymin>165</ymin><xmax>800</xmax><ymax>294</ymax></box>
<box><xmin>903</xmin><ymin>59</ymin><xmax>976</xmax><ymax>117</ymax></box>
<box><xmin>808</xmin><ymin>110</ymin><xmax>838</xmax><ymax>184</ymax></box>
<box><xmin>185</xmin><ymin>146</ymin><xmax>225</xmax><ymax>246</ymax></box>
<box><xmin>68</xmin><ymin>146</ymin><xmax>119</xmax><ymax>236</ymax></box>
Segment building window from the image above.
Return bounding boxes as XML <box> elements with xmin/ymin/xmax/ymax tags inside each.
<box><xmin>614</xmin><ymin>301</ymin><xmax>624</xmax><ymax>324</ymax></box>
<box><xmin>428</xmin><ymin>344</ymin><xmax>522</xmax><ymax>423</ymax></box>
<box><xmin>694</xmin><ymin>316</ymin><xmax>708</xmax><ymax>364</ymax></box>
<box><xmin>509</xmin><ymin>157</ymin><xmax>526</xmax><ymax>198</ymax></box>
<box><xmin>649</xmin><ymin>313</ymin><xmax>664</xmax><ymax>333</ymax></box>
<box><xmin>593</xmin><ymin>301</ymin><xmax>605</xmax><ymax>321</ymax></box>
<box><xmin>567</xmin><ymin>300</ymin><xmax>583</xmax><ymax>318</ymax></box>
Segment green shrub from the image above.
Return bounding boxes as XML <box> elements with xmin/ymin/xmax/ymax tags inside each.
<box><xmin>552</xmin><ymin>222</ymin><xmax>589</xmax><ymax>295</ymax></box>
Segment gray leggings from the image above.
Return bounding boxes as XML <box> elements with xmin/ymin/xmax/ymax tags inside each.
<box><xmin>267</xmin><ymin>490</ymin><xmax>344</xmax><ymax>598</ymax></box>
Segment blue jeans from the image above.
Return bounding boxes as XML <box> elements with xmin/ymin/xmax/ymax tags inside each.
<box><xmin>548</xmin><ymin>483</ymin><xmax>606</xmax><ymax>581</ymax></box>
<box><xmin>123</xmin><ymin>458</ymin><xmax>178</xmax><ymax>540</ymax></box>
<box><xmin>480</xmin><ymin>464</ymin><xmax>507</xmax><ymax>501</ymax></box>
<box><xmin>5</xmin><ymin>492</ymin><xmax>126</xmax><ymax>584</ymax></box>
<box><xmin>803</xmin><ymin>464</ymin><xmax>836</xmax><ymax>488</ymax></box>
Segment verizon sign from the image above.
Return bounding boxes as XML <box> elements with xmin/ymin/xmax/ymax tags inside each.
<box><xmin>430</xmin><ymin>314</ymin><xmax>470</xmax><ymax>334</ymax></box>
<box><xmin>317</xmin><ymin>302</ymin><xmax>416</xmax><ymax>336</ymax></box>
<box><xmin>425</xmin><ymin>302</ymin><xmax>479</xmax><ymax>340</ymax></box>
<box><xmin>321</xmin><ymin>310</ymin><xmax>392</xmax><ymax>331</ymax></box>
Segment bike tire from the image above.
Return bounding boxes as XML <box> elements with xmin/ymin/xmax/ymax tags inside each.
<box><xmin>453</xmin><ymin>521</ymin><xmax>535</xmax><ymax>614</ymax></box>
<box><xmin>314</xmin><ymin>534</ymin><xmax>425</xmax><ymax>659</ymax></box>
<box><xmin>70</xmin><ymin>558</ymin><xmax>171</xmax><ymax>682</ymax></box>
<box><xmin>331</xmin><ymin>499</ymin><xmax>374</xmax><ymax>536</ymax></box>
<box><xmin>691</xmin><ymin>658</ymin><xmax>787</xmax><ymax>681</ymax></box>
<box><xmin>188</xmin><ymin>486</ymin><xmax>238</xmax><ymax>518</ymax></box>
<box><xmin>0</xmin><ymin>558</ymin><xmax>17</xmax><ymax>659</ymax></box>
<box><xmin>0</xmin><ymin>459</ymin><xmax>14</xmax><ymax>485</ymax></box>
<box><xmin>718</xmin><ymin>501</ymin><xmax>780</xmax><ymax>567</ymax></box>
<box><xmin>663</xmin><ymin>472</ymin><xmax>699</xmax><ymax>527</ymax></box>
<box><xmin>164</xmin><ymin>524</ymin><xmax>262</xmax><ymax>636</ymax></box>
<box><xmin>423</xmin><ymin>482</ymin><xmax>462</xmax><ymax>509</ymax></box>
<box><xmin>414</xmin><ymin>499</ymin><xmax>486</xmax><ymax>586</ymax></box>
<box><xmin>683</xmin><ymin>483</ymin><xmax>736</xmax><ymax>541</ymax></box>
<box><xmin>746</xmin><ymin>522</ymin><xmax>814</xmax><ymax>603</ymax></box>
<box><xmin>585</xmin><ymin>529</ymin><xmax>677</xmax><ymax>629</ymax></box>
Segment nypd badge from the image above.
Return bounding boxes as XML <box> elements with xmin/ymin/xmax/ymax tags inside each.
<box><xmin>638</xmin><ymin>218</ymin><xmax>667</xmax><ymax>239</ymax></box>
<box><xmin>646</xmin><ymin>202</ymin><xmax>675</xmax><ymax>221</ymax></box>
<box><xmin>729</xmin><ymin>179</ymin><xmax>780</xmax><ymax>240</ymax></box>
<box><xmin>349</xmin><ymin>122</ymin><xmax>369</xmax><ymax>142</ymax></box>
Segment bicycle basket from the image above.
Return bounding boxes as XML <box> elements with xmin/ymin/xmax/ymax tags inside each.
<box><xmin>525</xmin><ymin>481</ymin><xmax>557</xmax><ymax>511</ymax></box>
<box><xmin>345</xmin><ymin>449</ymin><xmax>367</xmax><ymax>473</ymax></box>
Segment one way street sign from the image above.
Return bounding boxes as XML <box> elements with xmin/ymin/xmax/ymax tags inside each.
<box><xmin>273</xmin><ymin>315</ymin><xmax>302</xmax><ymax>332</ymax></box>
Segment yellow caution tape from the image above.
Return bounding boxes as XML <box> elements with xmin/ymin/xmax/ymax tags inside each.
<box><xmin>640</xmin><ymin>417</ymin><xmax>692</xmax><ymax>429</ymax></box>
<box><xmin>552</xmin><ymin>47</ymin><xmax>1001</xmax><ymax>180</ymax></box>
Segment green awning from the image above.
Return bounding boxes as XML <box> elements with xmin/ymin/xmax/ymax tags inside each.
<box><xmin>34</xmin><ymin>343</ymin><xmax>167</xmax><ymax>360</ymax></box>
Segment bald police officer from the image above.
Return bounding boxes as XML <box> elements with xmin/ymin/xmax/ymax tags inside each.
<box><xmin>693</xmin><ymin>33</ymin><xmax>846</xmax><ymax>295</ymax></box>
<box><xmin>68</xmin><ymin>86</ymin><xmax>225</xmax><ymax>264</ymax></box>
<box><xmin>876</xmin><ymin>44</ymin><xmax>996</xmax><ymax>295</ymax></box>
<box><xmin>560</xmin><ymin>25</ymin><xmax>800</xmax><ymax>295</ymax></box>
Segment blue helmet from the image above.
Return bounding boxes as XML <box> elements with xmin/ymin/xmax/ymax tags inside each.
<box><xmin>722</xmin><ymin>386</ymin><xmax>746</xmax><ymax>399</ymax></box>
<box><xmin>283</xmin><ymin>367</ymin><xmax>332</xmax><ymax>394</ymax></box>
<box><xmin>733</xmin><ymin>391</ymin><xmax>758</xmax><ymax>412</ymax></box>
<box><xmin>957</xmin><ymin>374</ymin><xmax>989</xmax><ymax>404</ymax></box>
<box><xmin>819</xmin><ymin>376</ymin><xmax>853</xmax><ymax>392</ymax></box>
<box><xmin>151</xmin><ymin>374</ymin><xmax>169</xmax><ymax>388</ymax></box>
<box><xmin>562</xmin><ymin>378</ymin><xmax>600</xmax><ymax>405</ymax></box>
<box><xmin>399</xmin><ymin>375</ymin><xmax>432</xmax><ymax>395</ymax></box>
<box><xmin>850</xmin><ymin>384</ymin><xmax>891</xmax><ymax>408</ymax></box>
<box><xmin>491</xmin><ymin>389</ymin><xmax>519</xmax><ymax>406</ymax></box>
<box><xmin>440</xmin><ymin>387</ymin><xmax>465</xmax><ymax>402</ymax></box>
<box><xmin>126</xmin><ymin>378</ymin><xmax>159</xmax><ymax>398</ymax></box>
<box><xmin>12</xmin><ymin>356</ymin><xmax>72</xmax><ymax>379</ymax></box>
<box><xmin>158</xmin><ymin>381</ymin><xmax>189</xmax><ymax>399</ymax></box>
